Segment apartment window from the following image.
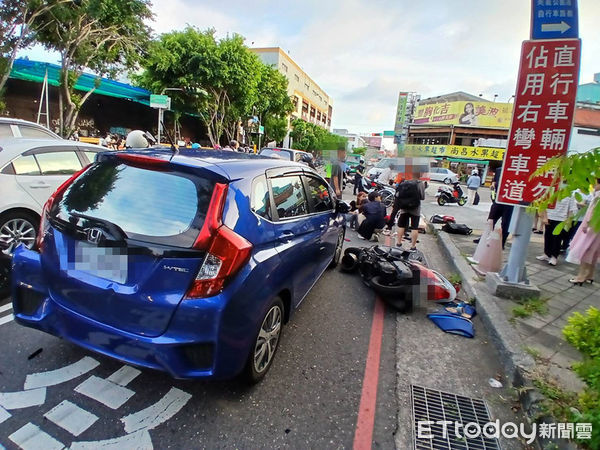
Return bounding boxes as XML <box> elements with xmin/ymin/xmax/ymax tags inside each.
<box><xmin>294</xmin><ymin>74</ymin><xmax>299</xmax><ymax>82</ymax></box>
<box><xmin>304</xmin><ymin>83</ymin><xmax>310</xmax><ymax>90</ymax></box>
<box><xmin>281</xmin><ymin>63</ymin><xmax>288</xmax><ymax>72</ymax></box>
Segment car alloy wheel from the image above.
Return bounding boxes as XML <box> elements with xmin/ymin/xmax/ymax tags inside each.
<box><xmin>0</xmin><ymin>217</ymin><xmax>37</xmax><ymax>256</ymax></box>
<box><xmin>330</xmin><ymin>230</ymin><xmax>345</xmax><ymax>268</ymax></box>
<box><xmin>252</xmin><ymin>301</ymin><xmax>283</xmax><ymax>376</ymax></box>
<box><xmin>443</xmin><ymin>177</ymin><xmax>451</xmax><ymax>185</ymax></box>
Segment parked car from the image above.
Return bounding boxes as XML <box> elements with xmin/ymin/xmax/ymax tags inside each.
<box><xmin>11</xmin><ymin>149</ymin><xmax>347</xmax><ymax>382</ymax></box>
<box><xmin>0</xmin><ymin>138</ymin><xmax>107</xmax><ymax>256</ymax></box>
<box><xmin>258</xmin><ymin>147</ymin><xmax>312</xmax><ymax>163</ymax></box>
<box><xmin>0</xmin><ymin>118</ymin><xmax>61</xmax><ymax>140</ymax></box>
<box><xmin>428</xmin><ymin>167</ymin><xmax>459</xmax><ymax>184</ymax></box>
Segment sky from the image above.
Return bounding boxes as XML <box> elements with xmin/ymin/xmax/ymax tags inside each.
<box><xmin>20</xmin><ymin>0</ymin><xmax>600</xmax><ymax>134</ymax></box>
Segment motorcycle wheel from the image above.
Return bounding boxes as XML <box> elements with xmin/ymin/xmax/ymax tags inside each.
<box><xmin>379</xmin><ymin>190</ymin><xmax>394</xmax><ymax>208</ymax></box>
<box><xmin>437</xmin><ymin>196</ymin><xmax>446</xmax><ymax>206</ymax></box>
<box><xmin>458</xmin><ymin>197</ymin><xmax>467</xmax><ymax>206</ymax></box>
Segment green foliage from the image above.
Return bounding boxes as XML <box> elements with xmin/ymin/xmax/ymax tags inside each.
<box><xmin>352</xmin><ymin>147</ymin><xmax>367</xmax><ymax>156</ymax></box>
<box><xmin>31</xmin><ymin>0</ymin><xmax>153</xmax><ymax>137</ymax></box>
<box><xmin>511</xmin><ymin>296</ymin><xmax>548</xmax><ymax>319</ymax></box>
<box><xmin>137</xmin><ymin>27</ymin><xmax>273</xmax><ymax>146</ymax></box>
<box><xmin>559</xmin><ymin>307</ymin><xmax>600</xmax><ymax>447</ymax></box>
<box><xmin>263</xmin><ymin>116</ymin><xmax>288</xmax><ymax>145</ymax></box>
<box><xmin>531</xmin><ymin>148</ymin><xmax>600</xmax><ymax>233</ymax></box>
<box><xmin>290</xmin><ymin>118</ymin><xmax>347</xmax><ymax>152</ymax></box>
<box><xmin>564</xmin><ymin>307</ymin><xmax>600</xmax><ymax>359</ymax></box>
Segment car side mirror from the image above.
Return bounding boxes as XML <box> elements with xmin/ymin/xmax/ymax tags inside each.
<box><xmin>336</xmin><ymin>200</ymin><xmax>350</xmax><ymax>214</ymax></box>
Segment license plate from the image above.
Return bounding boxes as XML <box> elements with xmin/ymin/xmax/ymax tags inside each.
<box><xmin>71</xmin><ymin>241</ymin><xmax>128</xmax><ymax>284</ymax></box>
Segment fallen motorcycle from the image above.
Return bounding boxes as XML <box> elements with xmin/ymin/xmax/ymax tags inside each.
<box><xmin>340</xmin><ymin>245</ymin><xmax>456</xmax><ymax>312</ymax></box>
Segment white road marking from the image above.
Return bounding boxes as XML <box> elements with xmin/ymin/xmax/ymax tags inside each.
<box><xmin>44</xmin><ymin>400</ymin><xmax>99</xmax><ymax>437</ymax></box>
<box><xmin>0</xmin><ymin>313</ymin><xmax>14</xmax><ymax>325</ymax></box>
<box><xmin>106</xmin><ymin>366</ymin><xmax>141</xmax><ymax>387</ymax></box>
<box><xmin>9</xmin><ymin>422</ymin><xmax>65</xmax><ymax>450</ymax></box>
<box><xmin>75</xmin><ymin>375</ymin><xmax>134</xmax><ymax>410</ymax></box>
<box><xmin>0</xmin><ymin>303</ymin><xmax>12</xmax><ymax>313</ymax></box>
<box><xmin>0</xmin><ymin>387</ymin><xmax>46</xmax><ymax>409</ymax></box>
<box><xmin>24</xmin><ymin>356</ymin><xmax>100</xmax><ymax>390</ymax></box>
<box><xmin>70</xmin><ymin>429</ymin><xmax>152</xmax><ymax>450</ymax></box>
<box><xmin>0</xmin><ymin>405</ymin><xmax>11</xmax><ymax>424</ymax></box>
<box><xmin>121</xmin><ymin>387</ymin><xmax>192</xmax><ymax>434</ymax></box>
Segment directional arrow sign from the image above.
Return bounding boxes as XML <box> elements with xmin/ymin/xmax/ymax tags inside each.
<box><xmin>541</xmin><ymin>21</ymin><xmax>571</xmax><ymax>34</ymax></box>
<box><xmin>531</xmin><ymin>0</ymin><xmax>578</xmax><ymax>40</ymax></box>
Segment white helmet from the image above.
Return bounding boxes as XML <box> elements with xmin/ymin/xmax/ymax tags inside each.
<box><xmin>125</xmin><ymin>130</ymin><xmax>156</xmax><ymax>148</ymax></box>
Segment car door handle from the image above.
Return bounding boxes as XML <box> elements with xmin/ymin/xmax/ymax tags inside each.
<box><xmin>278</xmin><ymin>231</ymin><xmax>294</xmax><ymax>242</ymax></box>
<box><xmin>29</xmin><ymin>182</ymin><xmax>51</xmax><ymax>189</ymax></box>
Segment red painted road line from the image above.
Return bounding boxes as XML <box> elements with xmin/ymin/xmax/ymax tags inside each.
<box><xmin>353</xmin><ymin>296</ymin><xmax>385</xmax><ymax>450</ymax></box>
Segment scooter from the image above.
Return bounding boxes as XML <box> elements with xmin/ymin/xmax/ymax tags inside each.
<box><xmin>435</xmin><ymin>182</ymin><xmax>467</xmax><ymax>206</ymax></box>
<box><xmin>360</xmin><ymin>176</ymin><xmax>396</xmax><ymax>208</ymax></box>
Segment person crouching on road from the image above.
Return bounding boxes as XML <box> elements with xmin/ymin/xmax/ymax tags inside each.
<box><xmin>466</xmin><ymin>170</ymin><xmax>481</xmax><ymax>205</ymax></box>
<box><xmin>357</xmin><ymin>192</ymin><xmax>386</xmax><ymax>241</ymax></box>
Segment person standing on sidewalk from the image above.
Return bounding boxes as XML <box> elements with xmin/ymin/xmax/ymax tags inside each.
<box><xmin>466</xmin><ymin>169</ymin><xmax>481</xmax><ymax>205</ymax></box>
<box><xmin>567</xmin><ymin>178</ymin><xmax>600</xmax><ymax>285</ymax></box>
<box><xmin>386</xmin><ymin>177</ymin><xmax>426</xmax><ymax>250</ymax></box>
<box><xmin>536</xmin><ymin>195</ymin><xmax>578</xmax><ymax>266</ymax></box>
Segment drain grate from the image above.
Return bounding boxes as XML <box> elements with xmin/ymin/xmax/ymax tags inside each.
<box><xmin>411</xmin><ymin>385</ymin><xmax>500</xmax><ymax>450</ymax></box>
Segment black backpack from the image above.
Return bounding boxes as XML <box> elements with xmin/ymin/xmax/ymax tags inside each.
<box><xmin>442</xmin><ymin>223</ymin><xmax>473</xmax><ymax>235</ymax></box>
<box><xmin>394</xmin><ymin>180</ymin><xmax>420</xmax><ymax>210</ymax></box>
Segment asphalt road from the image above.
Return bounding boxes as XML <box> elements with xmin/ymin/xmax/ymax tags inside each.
<box><xmin>0</xmin><ymin>182</ymin><xmax>526</xmax><ymax>449</ymax></box>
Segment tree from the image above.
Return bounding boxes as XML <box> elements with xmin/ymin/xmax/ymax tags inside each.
<box><xmin>0</xmin><ymin>0</ymin><xmax>67</xmax><ymax>100</ymax></box>
<box><xmin>263</xmin><ymin>116</ymin><xmax>288</xmax><ymax>145</ymax></box>
<box><xmin>31</xmin><ymin>0</ymin><xmax>153</xmax><ymax>137</ymax></box>
<box><xmin>352</xmin><ymin>147</ymin><xmax>367</xmax><ymax>156</ymax></box>
<box><xmin>290</xmin><ymin>118</ymin><xmax>347</xmax><ymax>152</ymax></box>
<box><xmin>532</xmin><ymin>148</ymin><xmax>600</xmax><ymax>233</ymax></box>
<box><xmin>137</xmin><ymin>28</ymin><xmax>263</xmax><ymax>147</ymax></box>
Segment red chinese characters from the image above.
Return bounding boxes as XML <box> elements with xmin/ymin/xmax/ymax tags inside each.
<box><xmin>497</xmin><ymin>39</ymin><xmax>581</xmax><ymax>205</ymax></box>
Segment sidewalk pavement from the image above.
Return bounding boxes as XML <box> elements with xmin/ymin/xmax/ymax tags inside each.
<box><xmin>439</xmin><ymin>227</ymin><xmax>599</xmax><ymax>393</ymax></box>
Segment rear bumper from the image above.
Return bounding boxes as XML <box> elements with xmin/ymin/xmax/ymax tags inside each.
<box><xmin>11</xmin><ymin>246</ymin><xmax>254</xmax><ymax>380</ymax></box>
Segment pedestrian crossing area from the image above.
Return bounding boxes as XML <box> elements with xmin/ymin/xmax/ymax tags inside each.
<box><xmin>0</xmin><ymin>303</ymin><xmax>14</xmax><ymax>326</ymax></box>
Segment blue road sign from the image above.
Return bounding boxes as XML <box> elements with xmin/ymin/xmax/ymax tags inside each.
<box><xmin>532</xmin><ymin>0</ymin><xmax>578</xmax><ymax>40</ymax></box>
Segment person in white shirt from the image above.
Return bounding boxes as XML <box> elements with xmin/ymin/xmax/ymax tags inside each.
<box><xmin>536</xmin><ymin>195</ymin><xmax>578</xmax><ymax>266</ymax></box>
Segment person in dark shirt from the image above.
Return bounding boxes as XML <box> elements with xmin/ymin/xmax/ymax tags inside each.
<box><xmin>358</xmin><ymin>191</ymin><xmax>386</xmax><ymax>240</ymax></box>
<box><xmin>475</xmin><ymin>166</ymin><xmax>513</xmax><ymax>248</ymax></box>
<box><xmin>353</xmin><ymin>158</ymin><xmax>366</xmax><ymax>195</ymax></box>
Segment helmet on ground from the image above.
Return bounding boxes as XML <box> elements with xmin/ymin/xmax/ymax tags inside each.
<box><xmin>125</xmin><ymin>130</ymin><xmax>156</xmax><ymax>148</ymax></box>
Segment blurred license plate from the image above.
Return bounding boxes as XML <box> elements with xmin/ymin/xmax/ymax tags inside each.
<box><xmin>72</xmin><ymin>241</ymin><xmax>128</xmax><ymax>284</ymax></box>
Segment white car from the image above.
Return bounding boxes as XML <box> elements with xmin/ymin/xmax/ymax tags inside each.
<box><xmin>0</xmin><ymin>118</ymin><xmax>61</xmax><ymax>140</ymax></box>
<box><xmin>429</xmin><ymin>167</ymin><xmax>459</xmax><ymax>184</ymax></box>
<box><xmin>0</xmin><ymin>138</ymin><xmax>108</xmax><ymax>255</ymax></box>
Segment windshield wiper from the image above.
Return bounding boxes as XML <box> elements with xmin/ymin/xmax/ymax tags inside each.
<box><xmin>70</xmin><ymin>212</ymin><xmax>128</xmax><ymax>242</ymax></box>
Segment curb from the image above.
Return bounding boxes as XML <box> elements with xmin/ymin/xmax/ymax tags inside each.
<box><xmin>432</xmin><ymin>225</ymin><xmax>577</xmax><ymax>450</ymax></box>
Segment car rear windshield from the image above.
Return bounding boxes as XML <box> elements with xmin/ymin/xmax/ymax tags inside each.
<box><xmin>54</xmin><ymin>161</ymin><xmax>214</xmax><ymax>247</ymax></box>
<box><xmin>260</xmin><ymin>149</ymin><xmax>292</xmax><ymax>161</ymax></box>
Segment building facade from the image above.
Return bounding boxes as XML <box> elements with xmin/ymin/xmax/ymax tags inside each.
<box><xmin>250</xmin><ymin>47</ymin><xmax>333</xmax><ymax>130</ymax></box>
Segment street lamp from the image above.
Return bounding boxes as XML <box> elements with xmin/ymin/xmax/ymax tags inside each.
<box><xmin>493</xmin><ymin>94</ymin><xmax>498</xmax><ymax>102</ymax></box>
<box><xmin>507</xmin><ymin>95</ymin><xmax>516</xmax><ymax>103</ymax></box>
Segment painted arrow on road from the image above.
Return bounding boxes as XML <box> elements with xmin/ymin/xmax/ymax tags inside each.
<box><xmin>541</xmin><ymin>21</ymin><xmax>571</xmax><ymax>33</ymax></box>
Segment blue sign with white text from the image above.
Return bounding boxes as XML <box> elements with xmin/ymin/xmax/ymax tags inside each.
<box><xmin>532</xmin><ymin>0</ymin><xmax>579</xmax><ymax>39</ymax></box>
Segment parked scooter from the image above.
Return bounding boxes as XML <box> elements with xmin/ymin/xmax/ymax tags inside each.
<box><xmin>435</xmin><ymin>182</ymin><xmax>467</xmax><ymax>206</ymax></box>
<box><xmin>360</xmin><ymin>176</ymin><xmax>395</xmax><ymax>207</ymax></box>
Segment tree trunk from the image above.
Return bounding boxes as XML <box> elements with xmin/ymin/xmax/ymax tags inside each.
<box><xmin>0</xmin><ymin>35</ymin><xmax>22</xmax><ymax>95</ymax></box>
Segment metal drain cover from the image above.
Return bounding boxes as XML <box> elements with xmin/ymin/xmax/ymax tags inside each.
<box><xmin>411</xmin><ymin>385</ymin><xmax>500</xmax><ymax>449</ymax></box>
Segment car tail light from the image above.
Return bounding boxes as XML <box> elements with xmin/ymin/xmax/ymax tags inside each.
<box><xmin>36</xmin><ymin>165</ymin><xmax>90</xmax><ymax>252</ymax></box>
<box><xmin>185</xmin><ymin>183</ymin><xmax>253</xmax><ymax>298</ymax></box>
<box><xmin>115</xmin><ymin>153</ymin><xmax>169</xmax><ymax>167</ymax></box>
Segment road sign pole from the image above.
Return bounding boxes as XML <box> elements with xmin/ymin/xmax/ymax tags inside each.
<box><xmin>499</xmin><ymin>207</ymin><xmax>534</xmax><ymax>283</ymax></box>
<box><xmin>157</xmin><ymin>108</ymin><xmax>162</xmax><ymax>144</ymax></box>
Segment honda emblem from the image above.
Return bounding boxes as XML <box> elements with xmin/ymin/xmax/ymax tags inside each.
<box><xmin>86</xmin><ymin>227</ymin><xmax>103</xmax><ymax>244</ymax></box>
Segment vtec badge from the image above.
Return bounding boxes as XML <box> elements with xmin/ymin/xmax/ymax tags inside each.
<box><xmin>163</xmin><ymin>265</ymin><xmax>190</xmax><ymax>273</ymax></box>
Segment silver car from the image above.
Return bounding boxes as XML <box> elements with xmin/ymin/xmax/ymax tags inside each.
<box><xmin>0</xmin><ymin>118</ymin><xmax>61</xmax><ymax>140</ymax></box>
<box><xmin>428</xmin><ymin>167</ymin><xmax>459</xmax><ymax>184</ymax></box>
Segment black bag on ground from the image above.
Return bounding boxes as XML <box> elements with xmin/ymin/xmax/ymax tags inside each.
<box><xmin>442</xmin><ymin>223</ymin><xmax>473</xmax><ymax>235</ymax></box>
<box><xmin>393</xmin><ymin>180</ymin><xmax>420</xmax><ymax>210</ymax></box>
<box><xmin>473</xmin><ymin>191</ymin><xmax>480</xmax><ymax>205</ymax></box>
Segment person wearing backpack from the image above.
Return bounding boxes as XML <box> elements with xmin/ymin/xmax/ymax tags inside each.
<box><xmin>386</xmin><ymin>178</ymin><xmax>426</xmax><ymax>250</ymax></box>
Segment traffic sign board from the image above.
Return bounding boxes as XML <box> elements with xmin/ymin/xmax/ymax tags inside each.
<box><xmin>496</xmin><ymin>39</ymin><xmax>581</xmax><ymax>206</ymax></box>
<box><xmin>531</xmin><ymin>0</ymin><xmax>578</xmax><ymax>40</ymax></box>
<box><xmin>150</xmin><ymin>94</ymin><xmax>171</xmax><ymax>109</ymax></box>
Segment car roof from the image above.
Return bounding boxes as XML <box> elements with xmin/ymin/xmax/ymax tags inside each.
<box><xmin>0</xmin><ymin>118</ymin><xmax>61</xmax><ymax>137</ymax></box>
<box><xmin>109</xmin><ymin>148</ymin><xmax>319</xmax><ymax>181</ymax></box>
<box><xmin>0</xmin><ymin>138</ymin><xmax>106</xmax><ymax>163</ymax></box>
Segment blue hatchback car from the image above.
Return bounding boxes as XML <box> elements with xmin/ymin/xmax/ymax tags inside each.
<box><xmin>11</xmin><ymin>149</ymin><xmax>346</xmax><ymax>382</ymax></box>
